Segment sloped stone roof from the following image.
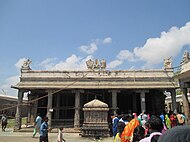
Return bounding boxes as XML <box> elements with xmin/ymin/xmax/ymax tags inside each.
<box><xmin>84</xmin><ymin>99</ymin><xmax>108</xmax><ymax>108</ymax></box>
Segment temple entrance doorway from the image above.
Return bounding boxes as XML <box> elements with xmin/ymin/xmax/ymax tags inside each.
<box><xmin>57</xmin><ymin>91</ymin><xmax>75</xmax><ymax>127</ymax></box>
<box><xmin>117</xmin><ymin>91</ymin><xmax>141</xmax><ymax>115</ymax></box>
<box><xmin>37</xmin><ymin>91</ymin><xmax>48</xmax><ymax>119</ymax></box>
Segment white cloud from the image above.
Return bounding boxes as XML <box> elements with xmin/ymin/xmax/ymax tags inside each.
<box><xmin>110</xmin><ymin>22</ymin><xmax>190</xmax><ymax>69</ymax></box>
<box><xmin>102</xmin><ymin>37</ymin><xmax>112</xmax><ymax>44</ymax></box>
<box><xmin>79</xmin><ymin>43</ymin><xmax>98</xmax><ymax>54</ymax></box>
<box><xmin>38</xmin><ymin>58</ymin><xmax>57</xmax><ymax>70</ymax></box>
<box><xmin>128</xmin><ymin>66</ymin><xmax>135</xmax><ymax>70</ymax></box>
<box><xmin>107</xmin><ymin>60</ymin><xmax>123</xmax><ymax>69</ymax></box>
<box><xmin>15</xmin><ymin>58</ymin><xmax>27</xmax><ymax>69</ymax></box>
<box><xmin>0</xmin><ymin>58</ymin><xmax>29</xmax><ymax>96</ymax></box>
<box><xmin>117</xmin><ymin>50</ymin><xmax>135</xmax><ymax>61</ymax></box>
<box><xmin>133</xmin><ymin>22</ymin><xmax>190</xmax><ymax>67</ymax></box>
<box><xmin>52</xmin><ymin>55</ymin><xmax>84</xmax><ymax>70</ymax></box>
<box><xmin>0</xmin><ymin>75</ymin><xmax>19</xmax><ymax>96</ymax></box>
<box><xmin>79</xmin><ymin>37</ymin><xmax>112</xmax><ymax>54</ymax></box>
<box><xmin>39</xmin><ymin>55</ymin><xmax>93</xmax><ymax>70</ymax></box>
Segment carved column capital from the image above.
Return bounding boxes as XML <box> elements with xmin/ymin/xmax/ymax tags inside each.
<box><xmin>108</xmin><ymin>89</ymin><xmax>120</xmax><ymax>94</ymax></box>
<box><xmin>45</xmin><ymin>89</ymin><xmax>57</xmax><ymax>94</ymax></box>
<box><xmin>72</xmin><ymin>89</ymin><xmax>84</xmax><ymax>94</ymax></box>
<box><xmin>135</xmin><ymin>89</ymin><xmax>149</xmax><ymax>94</ymax></box>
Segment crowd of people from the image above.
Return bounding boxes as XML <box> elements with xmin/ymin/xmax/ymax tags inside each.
<box><xmin>1</xmin><ymin>110</ymin><xmax>189</xmax><ymax>142</ymax></box>
<box><xmin>111</xmin><ymin>111</ymin><xmax>190</xmax><ymax>142</ymax></box>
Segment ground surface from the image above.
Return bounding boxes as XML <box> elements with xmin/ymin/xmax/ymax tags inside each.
<box><xmin>0</xmin><ymin>128</ymin><xmax>113</xmax><ymax>142</ymax></box>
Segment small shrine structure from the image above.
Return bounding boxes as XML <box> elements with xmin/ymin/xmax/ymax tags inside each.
<box><xmin>81</xmin><ymin>99</ymin><xmax>109</xmax><ymax>137</ymax></box>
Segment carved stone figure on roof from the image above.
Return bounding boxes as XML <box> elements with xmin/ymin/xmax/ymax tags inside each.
<box><xmin>100</xmin><ymin>59</ymin><xmax>106</xmax><ymax>69</ymax></box>
<box><xmin>164</xmin><ymin>57</ymin><xmax>172</xmax><ymax>69</ymax></box>
<box><xmin>181</xmin><ymin>50</ymin><xmax>189</xmax><ymax>65</ymax></box>
<box><xmin>86</xmin><ymin>59</ymin><xmax>94</xmax><ymax>70</ymax></box>
<box><xmin>94</xmin><ymin>59</ymin><xmax>100</xmax><ymax>69</ymax></box>
<box><xmin>86</xmin><ymin>59</ymin><xmax>107</xmax><ymax>70</ymax></box>
<box><xmin>21</xmin><ymin>58</ymin><xmax>32</xmax><ymax>71</ymax></box>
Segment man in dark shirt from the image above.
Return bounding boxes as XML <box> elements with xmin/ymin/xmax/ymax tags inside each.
<box><xmin>1</xmin><ymin>113</ymin><xmax>8</xmax><ymax>132</ymax></box>
<box><xmin>39</xmin><ymin>117</ymin><xmax>49</xmax><ymax>142</ymax></box>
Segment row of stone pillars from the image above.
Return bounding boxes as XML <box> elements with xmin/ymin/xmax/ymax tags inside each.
<box><xmin>14</xmin><ymin>89</ymin><xmax>179</xmax><ymax>130</ymax></box>
<box><xmin>110</xmin><ymin>90</ymin><xmax>148</xmax><ymax>115</ymax></box>
<box><xmin>14</xmin><ymin>89</ymin><xmax>86</xmax><ymax>130</ymax></box>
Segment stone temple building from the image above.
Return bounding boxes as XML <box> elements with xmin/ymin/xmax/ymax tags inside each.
<box><xmin>176</xmin><ymin>50</ymin><xmax>190</xmax><ymax>121</ymax></box>
<box><xmin>12</xmin><ymin>58</ymin><xmax>178</xmax><ymax>130</ymax></box>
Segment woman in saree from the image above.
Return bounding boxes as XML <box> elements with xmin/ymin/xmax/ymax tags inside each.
<box><xmin>121</xmin><ymin>117</ymin><xmax>141</xmax><ymax>142</ymax></box>
<box><xmin>165</xmin><ymin>114</ymin><xmax>171</xmax><ymax>129</ymax></box>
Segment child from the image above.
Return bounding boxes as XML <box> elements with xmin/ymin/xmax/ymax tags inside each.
<box><xmin>57</xmin><ymin>127</ymin><xmax>66</xmax><ymax>142</ymax></box>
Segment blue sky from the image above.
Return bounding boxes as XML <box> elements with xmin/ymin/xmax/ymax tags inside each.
<box><xmin>0</xmin><ymin>0</ymin><xmax>190</xmax><ymax>96</ymax></box>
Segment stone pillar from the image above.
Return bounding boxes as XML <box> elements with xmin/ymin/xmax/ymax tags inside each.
<box><xmin>55</xmin><ymin>94</ymin><xmax>60</xmax><ymax>119</ymax></box>
<box><xmin>30</xmin><ymin>94</ymin><xmax>38</xmax><ymax>123</ymax></box>
<box><xmin>136</xmin><ymin>90</ymin><xmax>149</xmax><ymax>113</ymax></box>
<box><xmin>27</xmin><ymin>95</ymin><xmax>31</xmax><ymax>123</ymax></box>
<box><xmin>72</xmin><ymin>90</ymin><xmax>83</xmax><ymax>129</ymax></box>
<box><xmin>109</xmin><ymin>90</ymin><xmax>120</xmax><ymax>114</ymax></box>
<box><xmin>27</xmin><ymin>105</ymin><xmax>31</xmax><ymax>123</ymax></box>
<box><xmin>181</xmin><ymin>83</ymin><xmax>190</xmax><ymax>123</ymax></box>
<box><xmin>170</xmin><ymin>89</ymin><xmax>177</xmax><ymax>114</ymax></box>
<box><xmin>140</xmin><ymin>91</ymin><xmax>146</xmax><ymax>113</ymax></box>
<box><xmin>14</xmin><ymin>90</ymin><xmax>24</xmax><ymax>130</ymax></box>
<box><xmin>47</xmin><ymin>90</ymin><xmax>54</xmax><ymax>128</ymax></box>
